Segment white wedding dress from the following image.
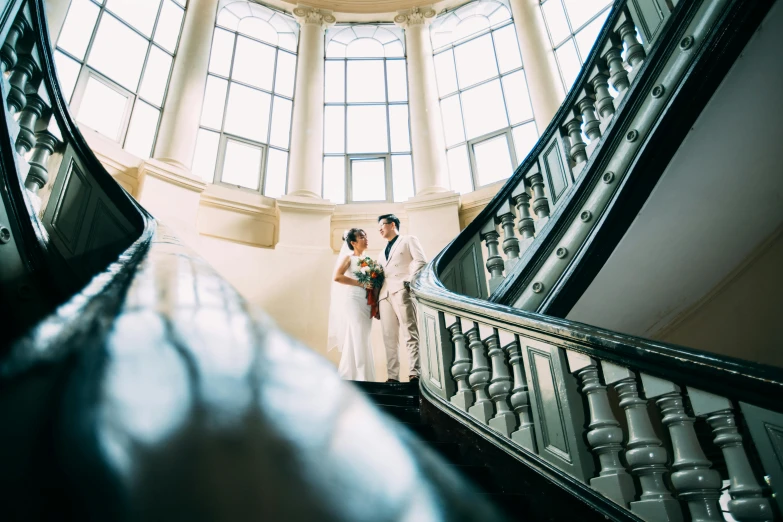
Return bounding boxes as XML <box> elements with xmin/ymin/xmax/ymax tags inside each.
<box><xmin>328</xmin><ymin>254</ymin><xmax>376</xmax><ymax>381</ymax></box>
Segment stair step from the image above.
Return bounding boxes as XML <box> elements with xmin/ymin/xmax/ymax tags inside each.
<box><xmin>400</xmin><ymin>422</ymin><xmax>437</xmax><ymax>441</ymax></box>
<box><xmin>350</xmin><ymin>380</ymin><xmax>419</xmax><ymax>396</ymax></box>
<box><xmin>378</xmin><ymin>404</ymin><xmax>421</xmax><ymax>424</ymax></box>
<box><xmin>454</xmin><ymin>465</ymin><xmax>499</xmax><ymax>493</ymax></box>
<box><xmin>428</xmin><ymin>441</ymin><xmax>462</xmax><ymax>464</ymax></box>
<box><xmin>364</xmin><ymin>392</ymin><xmax>419</xmax><ymax>408</ymax></box>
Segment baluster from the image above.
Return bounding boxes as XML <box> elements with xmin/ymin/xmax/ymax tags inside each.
<box><xmin>589</xmin><ymin>63</ymin><xmax>615</xmax><ymax>135</ymax></box>
<box><xmin>567</xmin><ymin>351</ymin><xmax>636</xmax><ymax>507</ymax></box>
<box><xmin>526</xmin><ymin>164</ymin><xmax>550</xmax><ymax>233</ymax></box>
<box><xmin>465</xmin><ymin>323</ymin><xmax>493</xmax><ymax>424</ymax></box>
<box><xmin>16</xmin><ymin>90</ymin><xmax>44</xmax><ymax>154</ymax></box>
<box><xmin>501</xmin><ymin>331</ymin><xmax>536</xmax><ymax>452</ymax></box>
<box><xmin>563</xmin><ymin>113</ymin><xmax>587</xmax><ymax>177</ymax></box>
<box><xmin>496</xmin><ymin>201</ymin><xmax>520</xmax><ymax>273</ymax></box>
<box><xmin>602</xmin><ymin>363</ymin><xmax>683</xmax><ymax>522</ymax></box>
<box><xmin>25</xmin><ymin>111</ymin><xmax>59</xmax><ymax>194</ymax></box>
<box><xmin>511</xmin><ymin>185</ymin><xmax>535</xmax><ymax>242</ymax></box>
<box><xmin>577</xmin><ymin>88</ymin><xmax>601</xmax><ymax>161</ymax></box>
<box><xmin>688</xmin><ymin>388</ymin><xmax>774</xmax><ymax>522</ymax></box>
<box><xmin>1</xmin><ymin>18</ymin><xmax>28</xmax><ymax>74</ymax></box>
<box><xmin>641</xmin><ymin>374</ymin><xmax>724</xmax><ymax>521</ymax></box>
<box><xmin>602</xmin><ymin>34</ymin><xmax>630</xmax><ymax>99</ymax></box>
<box><xmin>486</xmin><ymin>328</ymin><xmax>516</xmax><ymax>438</ymax></box>
<box><xmin>480</xmin><ymin>221</ymin><xmax>505</xmax><ymax>293</ymax></box>
<box><xmin>7</xmin><ymin>53</ymin><xmax>37</xmax><ymax>114</ymax></box>
<box><xmin>447</xmin><ymin>316</ymin><xmax>474</xmax><ymax>412</ymax></box>
<box><xmin>617</xmin><ymin>10</ymin><xmax>646</xmax><ymax>80</ymax></box>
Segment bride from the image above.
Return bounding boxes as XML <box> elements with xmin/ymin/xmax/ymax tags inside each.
<box><xmin>327</xmin><ymin>228</ymin><xmax>376</xmax><ymax>381</ymax></box>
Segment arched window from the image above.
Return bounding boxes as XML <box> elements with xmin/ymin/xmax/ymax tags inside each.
<box><xmin>322</xmin><ymin>25</ymin><xmax>414</xmax><ymax>204</ymax></box>
<box><xmin>431</xmin><ymin>0</ymin><xmax>538</xmax><ymax>194</ymax></box>
<box><xmin>192</xmin><ymin>0</ymin><xmax>298</xmax><ymax>197</ymax></box>
<box><xmin>54</xmin><ymin>0</ymin><xmax>187</xmax><ymax>159</ymax></box>
<box><xmin>540</xmin><ymin>0</ymin><xmax>612</xmax><ymax>90</ymax></box>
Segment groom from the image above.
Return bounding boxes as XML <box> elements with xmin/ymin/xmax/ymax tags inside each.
<box><xmin>378</xmin><ymin>214</ymin><xmax>427</xmax><ymax>384</ymax></box>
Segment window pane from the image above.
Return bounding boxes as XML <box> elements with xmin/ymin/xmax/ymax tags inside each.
<box><xmin>200</xmin><ymin>75</ymin><xmax>228</xmax><ymax>129</ymax></box>
<box><xmin>325</xmin><ymin>60</ymin><xmax>345</xmax><ymax>103</ymax></box>
<box><xmin>87</xmin><ymin>14</ymin><xmax>149</xmax><ymax>90</ymax></box>
<box><xmin>323</xmin><ymin>156</ymin><xmax>345</xmax><ymax>203</ymax></box>
<box><xmin>563</xmin><ymin>0</ymin><xmax>611</xmax><ymax>30</ymax></box>
<box><xmin>192</xmin><ymin>128</ymin><xmax>220</xmax><ymax>182</ymax></box>
<box><xmin>324</xmin><ymin>105</ymin><xmax>345</xmax><ymax>153</ymax></box>
<box><xmin>542</xmin><ymin>0</ymin><xmax>570</xmax><ymax>45</ymax></box>
<box><xmin>347</xmin><ymin>60</ymin><xmax>385</xmax><ymax>103</ymax></box>
<box><xmin>224</xmin><ymin>83</ymin><xmax>271</xmax><ymax>142</ymax></box>
<box><xmin>237</xmin><ymin>17</ymin><xmax>278</xmax><ymax>46</ymax></box>
<box><xmin>124</xmin><ymin>101</ymin><xmax>159</xmax><ymax>158</ymax></box>
<box><xmin>512</xmin><ymin>122</ymin><xmax>538</xmax><ymax>165</ymax></box>
<box><xmin>346</xmin><ymin>38</ymin><xmax>384</xmax><ymax>58</ymax></box>
<box><xmin>105</xmin><ymin>0</ymin><xmax>162</xmax><ymax>38</ymax></box>
<box><xmin>440</xmin><ymin>95</ymin><xmax>465</xmax><ymax>147</ymax></box>
<box><xmin>384</xmin><ymin>40</ymin><xmax>404</xmax><ymax>58</ymax></box>
<box><xmin>54</xmin><ymin>50</ymin><xmax>81</xmax><ymax>102</ymax></box>
<box><xmin>391</xmin><ymin>155</ymin><xmax>414</xmax><ymax>202</ymax></box>
<box><xmin>447</xmin><ymin>145</ymin><xmax>472</xmax><ymax>194</ymax></box>
<box><xmin>269</xmin><ymin>96</ymin><xmax>292</xmax><ymax>149</ymax></box>
<box><xmin>574</xmin><ymin>9</ymin><xmax>610</xmax><ymax>59</ymax></box>
<box><xmin>264</xmin><ymin>148</ymin><xmax>288</xmax><ymax>198</ymax></box>
<box><xmin>555</xmin><ymin>39</ymin><xmax>581</xmax><ymax>90</ymax></box>
<box><xmin>208</xmin><ymin>28</ymin><xmax>234</xmax><ymax>77</ymax></box>
<box><xmin>389</xmin><ymin>105</ymin><xmax>410</xmax><ymax>153</ymax></box>
<box><xmin>274</xmin><ymin>51</ymin><xmax>297</xmax><ymax>98</ymax></box>
<box><xmin>153</xmin><ymin>0</ymin><xmax>184</xmax><ymax>53</ymax></box>
<box><xmin>492</xmin><ymin>24</ymin><xmax>522</xmax><ymax>74</ymax></box>
<box><xmin>57</xmin><ymin>0</ymin><xmax>99</xmax><ymax>60</ymax></box>
<box><xmin>461</xmin><ymin>80</ymin><xmax>508</xmax><ymax>140</ymax></box>
<box><xmin>232</xmin><ymin>37</ymin><xmax>275</xmax><ymax>91</ymax></box>
<box><xmin>326</xmin><ymin>41</ymin><xmax>346</xmax><ymax>58</ymax></box>
<box><xmin>76</xmin><ymin>76</ymin><xmax>129</xmax><ymax>141</ymax></box>
<box><xmin>454</xmin><ymin>34</ymin><xmax>498</xmax><ymax>89</ymax></box>
<box><xmin>347</xmin><ymin>105</ymin><xmax>388</xmax><ymax>153</ymax></box>
<box><xmin>386</xmin><ymin>60</ymin><xmax>407</xmax><ymax>103</ymax></box>
<box><xmin>433</xmin><ymin>50</ymin><xmax>458</xmax><ymax>97</ymax></box>
<box><xmin>502</xmin><ymin>70</ymin><xmax>533</xmax><ymax>125</ymax></box>
<box><xmin>474</xmin><ymin>134</ymin><xmax>512</xmax><ymax>186</ymax></box>
<box><xmin>351</xmin><ymin>158</ymin><xmax>386</xmax><ymax>201</ymax></box>
<box><xmin>221</xmin><ymin>140</ymin><xmax>262</xmax><ymax>190</ymax></box>
<box><xmin>138</xmin><ymin>45</ymin><xmax>172</xmax><ymax>106</ymax></box>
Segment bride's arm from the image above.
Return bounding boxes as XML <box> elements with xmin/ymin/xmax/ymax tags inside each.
<box><xmin>334</xmin><ymin>255</ymin><xmax>364</xmax><ymax>287</ymax></box>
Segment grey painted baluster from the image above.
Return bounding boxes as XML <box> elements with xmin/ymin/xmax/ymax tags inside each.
<box><xmin>577</xmin><ymin>88</ymin><xmax>601</xmax><ymax>160</ymax></box>
<box><xmin>16</xmin><ymin>90</ymin><xmax>45</xmax><ymax>154</ymax></box>
<box><xmin>447</xmin><ymin>316</ymin><xmax>474</xmax><ymax>412</ymax></box>
<box><xmin>589</xmin><ymin>63</ymin><xmax>615</xmax><ymax>135</ymax></box>
<box><xmin>466</xmin><ymin>322</ymin><xmax>493</xmax><ymax>424</ymax></box>
<box><xmin>563</xmin><ymin>113</ymin><xmax>587</xmax><ymax>177</ymax></box>
<box><xmin>486</xmin><ymin>326</ymin><xmax>516</xmax><ymax>438</ymax></box>
<box><xmin>567</xmin><ymin>351</ymin><xmax>636</xmax><ymax>507</ymax></box>
<box><xmin>602</xmin><ymin>33</ymin><xmax>630</xmax><ymax>102</ymax></box>
<box><xmin>526</xmin><ymin>164</ymin><xmax>550</xmax><ymax>233</ymax></box>
<box><xmin>496</xmin><ymin>201</ymin><xmax>520</xmax><ymax>273</ymax></box>
<box><xmin>618</xmin><ymin>10</ymin><xmax>646</xmax><ymax>81</ymax></box>
<box><xmin>7</xmin><ymin>53</ymin><xmax>36</xmax><ymax>114</ymax></box>
<box><xmin>688</xmin><ymin>388</ymin><xmax>774</xmax><ymax>522</ymax></box>
<box><xmin>1</xmin><ymin>17</ymin><xmax>28</xmax><ymax>75</ymax></box>
<box><xmin>480</xmin><ymin>221</ymin><xmax>505</xmax><ymax>293</ymax></box>
<box><xmin>511</xmin><ymin>185</ymin><xmax>535</xmax><ymax>255</ymax></box>
<box><xmin>641</xmin><ymin>374</ymin><xmax>724</xmax><ymax>522</ymax></box>
<box><xmin>602</xmin><ymin>363</ymin><xmax>683</xmax><ymax>522</ymax></box>
<box><xmin>25</xmin><ymin>112</ymin><xmax>59</xmax><ymax>194</ymax></box>
<box><xmin>500</xmin><ymin>330</ymin><xmax>536</xmax><ymax>452</ymax></box>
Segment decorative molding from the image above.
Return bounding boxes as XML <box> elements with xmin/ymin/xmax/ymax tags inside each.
<box><xmin>200</xmin><ymin>193</ymin><xmax>277</xmax><ymax>218</ymax></box>
<box><xmin>276</xmin><ymin>194</ymin><xmax>336</xmax><ymax>214</ymax></box>
<box><xmin>293</xmin><ymin>4</ymin><xmax>336</xmax><ymax>26</ymax></box>
<box><xmin>138</xmin><ymin>159</ymin><xmax>207</xmax><ymax>193</ymax></box>
<box><xmin>394</xmin><ymin>5</ymin><xmax>436</xmax><ymax>27</ymax></box>
<box><xmin>403</xmin><ymin>190</ymin><xmax>460</xmax><ymax>212</ymax></box>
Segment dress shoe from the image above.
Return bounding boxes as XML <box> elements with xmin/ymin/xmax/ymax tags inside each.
<box><xmin>385</xmin><ymin>378</ymin><xmax>400</xmax><ymax>383</ymax></box>
<box><xmin>408</xmin><ymin>376</ymin><xmax>419</xmax><ymax>384</ymax></box>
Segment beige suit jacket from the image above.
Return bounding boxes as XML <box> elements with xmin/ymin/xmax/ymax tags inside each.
<box><xmin>379</xmin><ymin>235</ymin><xmax>427</xmax><ymax>300</ymax></box>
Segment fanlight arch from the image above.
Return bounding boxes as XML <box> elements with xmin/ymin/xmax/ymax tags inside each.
<box><xmin>326</xmin><ymin>25</ymin><xmax>405</xmax><ymax>58</ymax></box>
<box><xmin>430</xmin><ymin>0</ymin><xmax>512</xmax><ymax>51</ymax></box>
<box><xmin>217</xmin><ymin>0</ymin><xmax>299</xmax><ymax>51</ymax></box>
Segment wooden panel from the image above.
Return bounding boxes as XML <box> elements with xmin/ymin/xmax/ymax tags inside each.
<box><xmin>50</xmin><ymin>159</ymin><xmax>91</xmax><ymax>254</ymax></box>
<box><xmin>83</xmin><ymin>199</ymin><xmax>131</xmax><ymax>273</ymax></box>
<box><xmin>739</xmin><ymin>402</ymin><xmax>783</xmax><ymax>514</ymax></box>
<box><xmin>542</xmin><ymin>137</ymin><xmax>569</xmax><ymax>205</ymax></box>
<box><xmin>418</xmin><ymin>306</ymin><xmax>455</xmax><ymax>401</ymax></box>
<box><xmin>521</xmin><ymin>337</ymin><xmax>595</xmax><ymax>482</ymax></box>
<box><xmin>439</xmin><ymin>237</ymin><xmax>487</xmax><ymax>299</ymax></box>
<box><xmin>629</xmin><ymin>0</ymin><xmax>669</xmax><ymax>48</ymax></box>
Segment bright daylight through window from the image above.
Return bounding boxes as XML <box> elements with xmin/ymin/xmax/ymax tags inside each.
<box><xmin>431</xmin><ymin>0</ymin><xmax>537</xmax><ymax>194</ymax></box>
<box><xmin>54</xmin><ymin>0</ymin><xmax>187</xmax><ymax>159</ymax></box>
<box><xmin>323</xmin><ymin>25</ymin><xmax>414</xmax><ymax>204</ymax></box>
<box><xmin>193</xmin><ymin>1</ymin><xmax>298</xmax><ymax>197</ymax></box>
<box><xmin>540</xmin><ymin>0</ymin><xmax>612</xmax><ymax>90</ymax></box>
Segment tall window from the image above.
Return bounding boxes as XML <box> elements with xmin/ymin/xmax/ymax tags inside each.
<box><xmin>54</xmin><ymin>0</ymin><xmax>187</xmax><ymax>159</ymax></box>
<box><xmin>431</xmin><ymin>0</ymin><xmax>537</xmax><ymax>194</ymax></box>
<box><xmin>540</xmin><ymin>0</ymin><xmax>612</xmax><ymax>90</ymax></box>
<box><xmin>193</xmin><ymin>2</ymin><xmax>298</xmax><ymax>198</ymax></box>
<box><xmin>322</xmin><ymin>25</ymin><xmax>414</xmax><ymax>204</ymax></box>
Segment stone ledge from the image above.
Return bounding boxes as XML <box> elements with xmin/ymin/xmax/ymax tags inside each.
<box><xmin>139</xmin><ymin>159</ymin><xmax>207</xmax><ymax>193</ymax></box>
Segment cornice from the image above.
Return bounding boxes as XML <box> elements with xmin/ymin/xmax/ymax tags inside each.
<box><xmin>200</xmin><ymin>193</ymin><xmax>277</xmax><ymax>218</ymax></box>
<box><xmin>138</xmin><ymin>159</ymin><xmax>207</xmax><ymax>193</ymax></box>
<box><xmin>403</xmin><ymin>190</ymin><xmax>460</xmax><ymax>211</ymax></box>
<box><xmin>276</xmin><ymin>194</ymin><xmax>336</xmax><ymax>214</ymax></box>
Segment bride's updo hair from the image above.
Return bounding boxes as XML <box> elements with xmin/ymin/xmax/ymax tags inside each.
<box><xmin>343</xmin><ymin>228</ymin><xmax>365</xmax><ymax>251</ymax></box>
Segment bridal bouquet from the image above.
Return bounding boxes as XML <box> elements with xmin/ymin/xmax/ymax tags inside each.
<box><xmin>354</xmin><ymin>256</ymin><xmax>384</xmax><ymax>319</ymax></box>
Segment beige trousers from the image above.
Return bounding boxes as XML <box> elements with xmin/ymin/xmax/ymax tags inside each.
<box><xmin>379</xmin><ymin>289</ymin><xmax>420</xmax><ymax>381</ymax></box>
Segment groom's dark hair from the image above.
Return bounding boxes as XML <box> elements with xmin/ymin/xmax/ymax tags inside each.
<box><xmin>378</xmin><ymin>214</ymin><xmax>400</xmax><ymax>231</ymax></box>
